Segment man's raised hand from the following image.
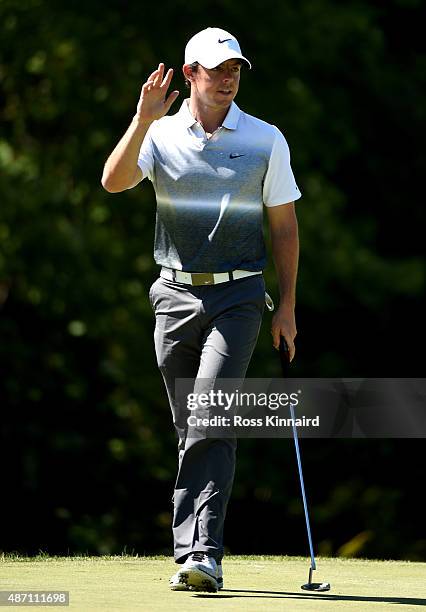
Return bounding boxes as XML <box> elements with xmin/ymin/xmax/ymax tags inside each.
<box><xmin>135</xmin><ymin>63</ymin><xmax>179</xmax><ymax>124</ymax></box>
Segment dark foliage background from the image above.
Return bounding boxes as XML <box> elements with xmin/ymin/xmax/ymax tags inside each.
<box><xmin>1</xmin><ymin>0</ymin><xmax>424</xmax><ymax>560</ymax></box>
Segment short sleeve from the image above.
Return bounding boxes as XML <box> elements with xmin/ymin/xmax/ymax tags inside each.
<box><xmin>263</xmin><ymin>127</ymin><xmax>302</xmax><ymax>206</ymax></box>
<box><xmin>137</xmin><ymin>123</ymin><xmax>155</xmax><ymax>182</ymax></box>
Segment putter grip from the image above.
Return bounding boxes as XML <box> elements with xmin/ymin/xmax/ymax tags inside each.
<box><xmin>279</xmin><ymin>335</ymin><xmax>290</xmax><ymax>377</ymax></box>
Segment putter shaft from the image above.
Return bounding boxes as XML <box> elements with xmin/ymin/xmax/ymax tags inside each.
<box><xmin>289</xmin><ymin>402</ymin><xmax>316</xmax><ymax>573</ymax></box>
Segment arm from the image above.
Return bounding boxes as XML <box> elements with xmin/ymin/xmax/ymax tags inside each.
<box><xmin>101</xmin><ymin>119</ymin><xmax>148</xmax><ymax>193</ymax></box>
<box><xmin>101</xmin><ymin>63</ymin><xmax>179</xmax><ymax>193</ymax></box>
<box><xmin>266</xmin><ymin>202</ymin><xmax>299</xmax><ymax>361</ymax></box>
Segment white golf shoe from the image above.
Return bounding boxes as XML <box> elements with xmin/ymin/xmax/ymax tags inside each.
<box><xmin>169</xmin><ymin>553</ymin><xmax>222</xmax><ymax>592</ymax></box>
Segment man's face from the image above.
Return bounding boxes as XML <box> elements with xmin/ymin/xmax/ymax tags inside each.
<box><xmin>189</xmin><ymin>59</ymin><xmax>242</xmax><ymax>109</ymax></box>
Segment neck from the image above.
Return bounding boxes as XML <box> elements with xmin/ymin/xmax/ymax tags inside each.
<box><xmin>188</xmin><ymin>96</ymin><xmax>230</xmax><ymax>134</ymax></box>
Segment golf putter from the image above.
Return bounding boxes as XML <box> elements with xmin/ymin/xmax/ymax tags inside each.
<box><xmin>279</xmin><ymin>336</ymin><xmax>331</xmax><ymax>592</ymax></box>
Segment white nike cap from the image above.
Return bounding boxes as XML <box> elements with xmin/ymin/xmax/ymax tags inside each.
<box><xmin>184</xmin><ymin>27</ymin><xmax>252</xmax><ymax>70</ymax></box>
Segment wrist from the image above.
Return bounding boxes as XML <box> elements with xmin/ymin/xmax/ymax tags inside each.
<box><xmin>278</xmin><ymin>300</ymin><xmax>295</xmax><ymax>312</ymax></box>
<box><xmin>132</xmin><ymin>114</ymin><xmax>153</xmax><ymax>129</ymax></box>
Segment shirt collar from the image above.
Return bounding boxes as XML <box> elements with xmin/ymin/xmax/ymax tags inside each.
<box><xmin>222</xmin><ymin>101</ymin><xmax>241</xmax><ymax>130</ymax></box>
<box><xmin>178</xmin><ymin>99</ymin><xmax>242</xmax><ymax>130</ymax></box>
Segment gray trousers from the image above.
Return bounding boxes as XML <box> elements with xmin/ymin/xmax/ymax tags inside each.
<box><xmin>149</xmin><ymin>273</ymin><xmax>265</xmax><ymax>563</ymax></box>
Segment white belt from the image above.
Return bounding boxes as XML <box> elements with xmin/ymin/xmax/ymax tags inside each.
<box><xmin>160</xmin><ymin>267</ymin><xmax>262</xmax><ymax>286</ymax></box>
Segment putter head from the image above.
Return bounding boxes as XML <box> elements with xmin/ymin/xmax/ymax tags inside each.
<box><xmin>301</xmin><ymin>581</ymin><xmax>331</xmax><ymax>592</ymax></box>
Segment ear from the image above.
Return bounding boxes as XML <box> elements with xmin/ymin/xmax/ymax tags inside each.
<box><xmin>182</xmin><ymin>64</ymin><xmax>194</xmax><ymax>82</ymax></box>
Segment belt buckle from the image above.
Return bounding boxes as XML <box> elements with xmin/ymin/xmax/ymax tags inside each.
<box><xmin>192</xmin><ymin>273</ymin><xmax>215</xmax><ymax>286</ymax></box>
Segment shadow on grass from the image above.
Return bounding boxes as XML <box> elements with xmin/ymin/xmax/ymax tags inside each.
<box><xmin>193</xmin><ymin>590</ymin><xmax>426</xmax><ymax>606</ymax></box>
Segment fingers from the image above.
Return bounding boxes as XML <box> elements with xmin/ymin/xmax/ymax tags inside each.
<box><xmin>271</xmin><ymin>327</ymin><xmax>296</xmax><ymax>361</ymax></box>
<box><xmin>272</xmin><ymin>329</ymin><xmax>281</xmax><ymax>351</ymax></box>
<box><xmin>144</xmin><ymin>67</ymin><xmax>160</xmax><ymax>88</ymax></box>
<box><xmin>149</xmin><ymin>63</ymin><xmax>170</xmax><ymax>88</ymax></box>
<box><xmin>282</xmin><ymin>335</ymin><xmax>295</xmax><ymax>362</ymax></box>
<box><xmin>288</xmin><ymin>340</ymin><xmax>296</xmax><ymax>362</ymax></box>
<box><xmin>153</xmin><ymin>63</ymin><xmax>164</xmax><ymax>87</ymax></box>
<box><xmin>147</xmin><ymin>68</ymin><xmax>159</xmax><ymax>81</ymax></box>
<box><xmin>161</xmin><ymin>68</ymin><xmax>174</xmax><ymax>90</ymax></box>
<box><xmin>164</xmin><ymin>89</ymin><xmax>180</xmax><ymax>113</ymax></box>
<box><xmin>143</xmin><ymin>64</ymin><xmax>175</xmax><ymax>95</ymax></box>
<box><xmin>142</xmin><ymin>64</ymin><xmax>162</xmax><ymax>92</ymax></box>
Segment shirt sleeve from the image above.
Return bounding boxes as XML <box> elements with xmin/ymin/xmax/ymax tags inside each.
<box><xmin>137</xmin><ymin>123</ymin><xmax>155</xmax><ymax>182</ymax></box>
<box><xmin>263</xmin><ymin>127</ymin><xmax>302</xmax><ymax>206</ymax></box>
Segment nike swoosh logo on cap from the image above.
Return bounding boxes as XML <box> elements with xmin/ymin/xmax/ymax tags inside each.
<box><xmin>218</xmin><ymin>38</ymin><xmax>232</xmax><ymax>43</ymax></box>
<box><xmin>230</xmin><ymin>153</ymin><xmax>245</xmax><ymax>159</ymax></box>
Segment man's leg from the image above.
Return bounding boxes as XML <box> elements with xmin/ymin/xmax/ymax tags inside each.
<box><xmin>172</xmin><ymin>275</ymin><xmax>265</xmax><ymax>564</ymax></box>
<box><xmin>151</xmin><ymin>276</ymin><xmax>214</xmax><ymax>564</ymax></box>
<box><xmin>150</xmin><ymin>277</ymin><xmax>202</xmax><ymax>453</ymax></box>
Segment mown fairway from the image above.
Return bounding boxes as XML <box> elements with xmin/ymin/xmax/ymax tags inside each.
<box><xmin>1</xmin><ymin>555</ymin><xmax>425</xmax><ymax>611</ymax></box>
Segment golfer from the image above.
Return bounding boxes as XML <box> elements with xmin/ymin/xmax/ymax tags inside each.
<box><xmin>101</xmin><ymin>27</ymin><xmax>301</xmax><ymax>592</ymax></box>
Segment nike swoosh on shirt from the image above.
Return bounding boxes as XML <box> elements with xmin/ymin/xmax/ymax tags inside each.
<box><xmin>229</xmin><ymin>153</ymin><xmax>245</xmax><ymax>159</ymax></box>
<box><xmin>218</xmin><ymin>38</ymin><xmax>232</xmax><ymax>43</ymax></box>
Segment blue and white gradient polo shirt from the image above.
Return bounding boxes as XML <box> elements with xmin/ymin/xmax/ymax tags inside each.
<box><xmin>138</xmin><ymin>100</ymin><xmax>301</xmax><ymax>273</ymax></box>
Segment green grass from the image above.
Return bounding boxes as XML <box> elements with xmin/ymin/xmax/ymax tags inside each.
<box><xmin>0</xmin><ymin>555</ymin><xmax>425</xmax><ymax>611</ymax></box>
